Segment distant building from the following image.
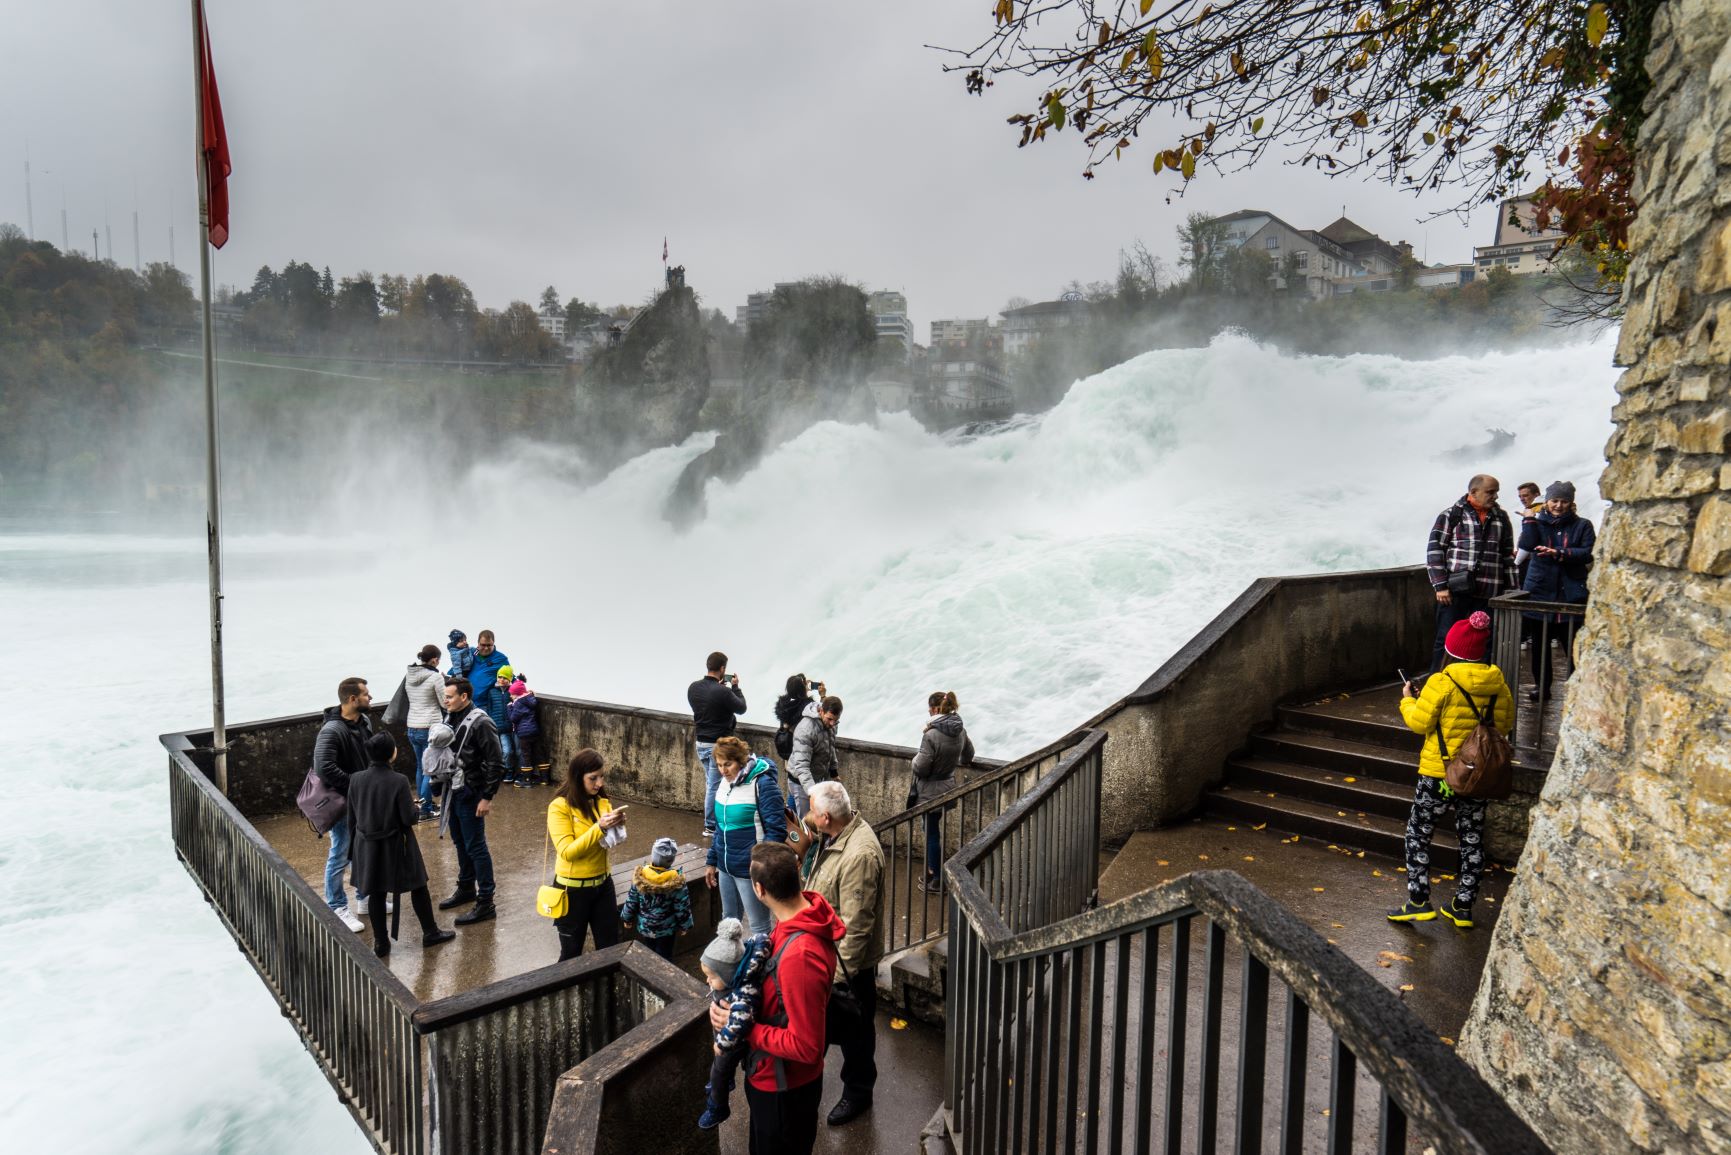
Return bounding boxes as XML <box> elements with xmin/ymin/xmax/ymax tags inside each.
<box><xmin>536</xmin><ymin>312</ymin><xmax>566</xmax><ymax>340</ymax></box>
<box><xmin>734</xmin><ymin>283</ymin><xmax>800</xmax><ymax>335</ymax></box>
<box><xmin>1206</xmin><ymin>210</ymin><xmax>1364</xmax><ymax>299</ymax></box>
<box><xmin>1315</xmin><ymin>216</ymin><xmax>1414</xmax><ymax>293</ymax></box>
<box><xmin>867</xmin><ymin>290</ymin><xmax>913</xmax><ymax>356</ymax></box>
<box><xmin>1000</xmin><ymin>298</ymin><xmax>1087</xmax><ymax>358</ymax></box>
<box><xmin>1473</xmin><ymin>196</ymin><xmax>1565</xmax><ymax>276</ymax></box>
<box><xmin>930</xmin><ymin>318</ymin><xmax>994</xmax><ymax>348</ymax></box>
<box><xmin>1413</xmin><ymin>263</ymin><xmax>1478</xmax><ymax>290</ymax></box>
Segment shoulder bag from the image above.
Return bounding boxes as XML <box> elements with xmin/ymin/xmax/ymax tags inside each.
<box><xmin>536</xmin><ymin>828</ymin><xmax>569</xmax><ymax>919</ymax></box>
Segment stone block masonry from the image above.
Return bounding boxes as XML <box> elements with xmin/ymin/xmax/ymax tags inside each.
<box><xmin>1460</xmin><ymin>4</ymin><xmax>1731</xmax><ymax>1151</ymax></box>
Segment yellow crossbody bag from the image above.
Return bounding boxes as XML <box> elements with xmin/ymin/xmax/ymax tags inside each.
<box><xmin>536</xmin><ymin>832</ymin><xmax>567</xmax><ymax>919</ymax></box>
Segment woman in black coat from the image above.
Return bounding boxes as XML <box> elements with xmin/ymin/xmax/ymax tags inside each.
<box><xmin>349</xmin><ymin>732</ymin><xmax>457</xmax><ymax>957</ymax></box>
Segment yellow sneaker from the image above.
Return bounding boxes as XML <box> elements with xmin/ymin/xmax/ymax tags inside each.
<box><xmin>1386</xmin><ymin>901</ymin><xmax>1436</xmax><ymax>923</ymax></box>
<box><xmin>1439</xmin><ymin>900</ymin><xmax>1475</xmax><ymax>928</ymax></box>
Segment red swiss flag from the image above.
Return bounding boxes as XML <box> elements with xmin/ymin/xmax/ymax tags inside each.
<box><xmin>197</xmin><ymin>1</ymin><xmax>231</xmax><ymax>249</ymax></box>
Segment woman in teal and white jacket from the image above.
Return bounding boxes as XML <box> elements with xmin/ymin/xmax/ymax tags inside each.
<box><xmin>703</xmin><ymin>735</ymin><xmax>786</xmax><ymax>936</ymax></box>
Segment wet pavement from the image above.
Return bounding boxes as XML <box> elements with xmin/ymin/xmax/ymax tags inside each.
<box><xmin>254</xmin><ymin>789</ymin><xmax>948</xmax><ymax>1153</ymax></box>
<box><xmin>1097</xmin><ymin>814</ymin><xmax>1513</xmax><ymax>1040</ymax></box>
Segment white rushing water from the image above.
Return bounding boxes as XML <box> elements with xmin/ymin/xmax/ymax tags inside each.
<box><xmin>2</xmin><ymin>333</ymin><xmax>1618</xmax><ymax>1151</ymax></box>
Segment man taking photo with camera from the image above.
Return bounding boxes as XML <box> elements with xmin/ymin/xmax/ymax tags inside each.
<box><xmin>689</xmin><ymin>650</ymin><xmax>747</xmax><ymax>839</ymax></box>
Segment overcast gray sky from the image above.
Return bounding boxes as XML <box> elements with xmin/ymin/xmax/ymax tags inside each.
<box><xmin>3</xmin><ymin>0</ymin><xmax>1498</xmax><ymax>337</ymax></box>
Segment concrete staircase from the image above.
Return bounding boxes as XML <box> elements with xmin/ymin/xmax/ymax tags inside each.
<box><xmin>1203</xmin><ymin>689</ymin><xmax>1462</xmax><ymax>870</ymax></box>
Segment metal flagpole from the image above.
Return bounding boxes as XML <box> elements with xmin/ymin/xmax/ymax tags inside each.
<box><xmin>192</xmin><ymin>0</ymin><xmax>227</xmax><ymax>793</ymax></box>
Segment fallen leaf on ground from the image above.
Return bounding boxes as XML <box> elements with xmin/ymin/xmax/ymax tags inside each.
<box><xmin>1399</xmin><ymin>984</ymin><xmax>1414</xmax><ymax>992</ymax></box>
<box><xmin>1243</xmin><ymin>855</ymin><xmax>1255</xmax><ymax>862</ymax></box>
<box><xmin>1377</xmin><ymin>950</ymin><xmax>1414</xmax><ymax>965</ymax></box>
<box><xmin>1485</xmin><ymin>897</ymin><xmax>1497</xmax><ymax>904</ymax></box>
<box><xmin>1312</xmin><ymin>887</ymin><xmax>1326</xmax><ymax>893</ymax></box>
<box><xmin>1344</xmin><ymin>776</ymin><xmax>1357</xmax><ymax>783</ymax></box>
<box><xmin>1156</xmin><ymin>859</ymin><xmax>1170</xmax><ymax>866</ymax></box>
<box><xmin>1440</xmin><ymin>1036</ymin><xmax>1456</xmax><ymax>1046</ymax></box>
<box><xmin>1321</xmin><ymin>1108</ymin><xmax>1332</xmax><ymax>1117</ymax></box>
<box><xmin>1227</xmin><ymin>825</ymin><xmax>1237</xmax><ymax>831</ymax></box>
<box><xmin>1372</xmin><ymin>869</ymin><xmax>1384</xmax><ymax>877</ymax></box>
<box><xmin>1198</xmin><ymin>853</ymin><xmax>1210</xmax><ymax>860</ymax></box>
<box><xmin>1330</xmin><ymin>922</ymin><xmax>1344</xmax><ymax>928</ymax></box>
<box><xmin>1336</xmin><ymin>811</ymin><xmax>1347</xmax><ymax>817</ymax></box>
<box><xmin>1355</xmin><ymin>851</ymin><xmax>1366</xmax><ymax>858</ymax></box>
<box><xmin>1284</xmin><ymin>835</ymin><xmax>1301</xmax><ymax>844</ymax></box>
<box><xmin>1266</xmin><ymin>793</ymin><xmax>1278</xmax><ymax>798</ymax></box>
<box><xmin>890</xmin><ymin>1017</ymin><xmax>908</xmax><ymax>1030</ymax></box>
<box><xmin>1252</xmin><ymin>823</ymin><xmax>1267</xmax><ymax>831</ymax></box>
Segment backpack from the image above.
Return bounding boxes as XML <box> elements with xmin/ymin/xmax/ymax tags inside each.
<box><xmin>774</xmin><ymin>723</ymin><xmax>795</xmax><ymax>761</ymax></box>
<box><xmin>1437</xmin><ymin>672</ymin><xmax>1515</xmax><ymax>800</ymax></box>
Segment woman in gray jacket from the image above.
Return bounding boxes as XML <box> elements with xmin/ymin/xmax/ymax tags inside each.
<box><xmin>911</xmin><ymin>691</ymin><xmax>974</xmax><ymax>893</ymax></box>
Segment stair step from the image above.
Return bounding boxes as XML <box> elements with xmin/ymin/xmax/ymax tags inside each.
<box><xmin>1278</xmin><ymin>703</ymin><xmax>1422</xmax><ymax>752</ymax></box>
<box><xmin>1249</xmin><ymin>730</ymin><xmax>1420</xmax><ymax>784</ymax></box>
<box><xmin>1203</xmin><ymin>790</ymin><xmax>1460</xmax><ymax>870</ymax></box>
<box><xmin>1224</xmin><ymin>757</ymin><xmax>1416</xmax><ymax>821</ymax></box>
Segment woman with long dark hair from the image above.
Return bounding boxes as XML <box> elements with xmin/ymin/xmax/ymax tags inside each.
<box><xmin>547</xmin><ymin>748</ymin><xmax>626</xmax><ymax>961</ymax></box>
<box><xmin>910</xmin><ymin>691</ymin><xmax>974</xmax><ymax>894</ymax></box>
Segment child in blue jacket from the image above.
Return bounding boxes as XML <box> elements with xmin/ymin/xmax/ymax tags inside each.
<box><xmin>696</xmin><ymin>917</ymin><xmax>771</xmax><ymax>1130</ymax></box>
<box><xmin>506</xmin><ymin>678</ymin><xmax>549</xmax><ymax>786</ymax></box>
<box><xmin>621</xmin><ymin>837</ymin><xmax>694</xmax><ymax>959</ymax></box>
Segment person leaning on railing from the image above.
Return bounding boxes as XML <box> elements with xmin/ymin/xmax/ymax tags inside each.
<box><xmin>1517</xmin><ymin>481</ymin><xmax>1596</xmax><ymax>703</ymax></box>
<box><xmin>1390</xmin><ymin>611</ymin><xmax>1513</xmax><ymax>930</ymax></box>
<box><xmin>909</xmin><ymin>691</ymin><xmax>974</xmax><ymax>894</ymax></box>
<box><xmin>547</xmin><ymin>748</ymin><xmax>626</xmax><ymax>962</ymax></box>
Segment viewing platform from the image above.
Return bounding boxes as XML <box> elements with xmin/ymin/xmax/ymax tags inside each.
<box><xmin>165</xmin><ymin>565</ymin><xmax>1558</xmax><ymax>1155</ymax></box>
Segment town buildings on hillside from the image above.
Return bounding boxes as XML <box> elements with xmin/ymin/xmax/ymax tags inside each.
<box><xmin>867</xmin><ymin>290</ymin><xmax>914</xmax><ymax>356</ymax></box>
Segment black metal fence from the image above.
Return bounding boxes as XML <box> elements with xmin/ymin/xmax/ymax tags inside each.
<box><xmin>943</xmin><ymin>731</ymin><xmax>1549</xmax><ymax>1155</ymax></box>
<box><xmin>1488</xmin><ymin>590</ymin><xmax>1587</xmax><ymax>750</ymax></box>
<box><xmin>164</xmin><ymin>735</ymin><xmax>712</xmax><ymax>1155</ymax></box>
<box><xmin>873</xmin><ymin>735</ymin><xmax>1083</xmax><ymax>955</ymax></box>
<box><xmin>168</xmin><ymin>733</ymin><xmax>426</xmax><ymax>1153</ymax></box>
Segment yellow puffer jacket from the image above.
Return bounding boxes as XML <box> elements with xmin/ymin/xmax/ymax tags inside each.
<box><xmin>1400</xmin><ymin>662</ymin><xmax>1516</xmax><ymax>778</ymax></box>
<box><xmin>548</xmin><ymin>795</ymin><xmax>615</xmax><ymax>885</ymax></box>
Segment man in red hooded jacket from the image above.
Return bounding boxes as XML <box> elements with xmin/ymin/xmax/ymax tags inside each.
<box><xmin>709</xmin><ymin>841</ymin><xmax>844</xmax><ymax>1154</ymax></box>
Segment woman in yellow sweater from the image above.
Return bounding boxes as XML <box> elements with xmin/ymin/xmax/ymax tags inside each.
<box><xmin>547</xmin><ymin>748</ymin><xmax>627</xmax><ymax>960</ymax></box>
<box><xmin>1390</xmin><ymin>611</ymin><xmax>1514</xmax><ymax>930</ymax></box>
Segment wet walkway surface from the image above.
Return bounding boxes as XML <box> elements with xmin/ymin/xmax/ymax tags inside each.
<box><xmin>1098</xmin><ymin>814</ymin><xmax>1513</xmax><ymax>1040</ymax></box>
<box><xmin>254</xmin><ymin>790</ymin><xmax>947</xmax><ymax>1153</ymax></box>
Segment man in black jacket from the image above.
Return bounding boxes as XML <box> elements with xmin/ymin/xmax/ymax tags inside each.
<box><xmin>688</xmin><ymin>651</ymin><xmax>747</xmax><ymax>837</ymax></box>
<box><xmin>317</xmin><ymin>676</ymin><xmax>376</xmax><ymax>932</ymax></box>
<box><xmin>437</xmin><ymin>676</ymin><xmax>506</xmax><ymax>924</ymax></box>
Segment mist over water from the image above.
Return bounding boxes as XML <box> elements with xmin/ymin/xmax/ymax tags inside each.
<box><xmin>2</xmin><ymin>334</ymin><xmax>1618</xmax><ymax>1151</ymax></box>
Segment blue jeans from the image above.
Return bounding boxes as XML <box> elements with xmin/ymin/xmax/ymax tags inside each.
<box><xmin>323</xmin><ymin>816</ymin><xmax>368</xmax><ymax>910</ymax></box>
<box><xmin>716</xmin><ymin>868</ymin><xmax>771</xmax><ymax>936</ymax></box>
<box><xmin>499</xmin><ymin>730</ymin><xmax>519</xmax><ymax>779</ymax></box>
<box><xmin>786</xmin><ymin>775</ymin><xmax>810</xmax><ymax>820</ymax></box>
<box><xmin>407</xmin><ymin>727</ymin><xmax>431</xmax><ymax>803</ymax></box>
<box><xmin>697</xmin><ymin>742</ymin><xmax>720</xmax><ymax>833</ymax></box>
<box><xmin>449</xmin><ymin>789</ymin><xmax>495</xmax><ymax>899</ymax></box>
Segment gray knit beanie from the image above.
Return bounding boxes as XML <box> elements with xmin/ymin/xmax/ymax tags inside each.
<box><xmin>1544</xmin><ymin>480</ymin><xmax>1576</xmax><ymax>503</ymax></box>
<box><xmin>650</xmin><ymin>837</ymin><xmax>678</xmax><ymax>869</ymax></box>
<box><xmin>700</xmin><ymin>917</ymin><xmax>746</xmax><ymax>979</ymax></box>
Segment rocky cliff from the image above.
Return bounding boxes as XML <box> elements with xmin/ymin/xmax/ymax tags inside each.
<box><xmin>1460</xmin><ymin>4</ymin><xmax>1731</xmax><ymax>1150</ymax></box>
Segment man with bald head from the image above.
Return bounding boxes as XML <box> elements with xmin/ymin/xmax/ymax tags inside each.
<box><xmin>1425</xmin><ymin>474</ymin><xmax>1518</xmax><ymax>670</ymax></box>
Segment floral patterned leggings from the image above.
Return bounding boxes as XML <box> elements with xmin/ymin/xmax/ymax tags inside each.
<box><xmin>1404</xmin><ymin>776</ymin><xmax>1487</xmax><ymax>908</ymax></box>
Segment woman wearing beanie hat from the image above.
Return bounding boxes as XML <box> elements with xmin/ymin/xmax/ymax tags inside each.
<box><xmin>1390</xmin><ymin>611</ymin><xmax>1514</xmax><ymax>929</ymax></box>
<box><xmin>1518</xmin><ymin>481</ymin><xmax>1596</xmax><ymax>702</ymax></box>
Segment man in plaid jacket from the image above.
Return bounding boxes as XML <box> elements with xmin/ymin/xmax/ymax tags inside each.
<box><xmin>1426</xmin><ymin>474</ymin><xmax>1518</xmax><ymax>670</ymax></box>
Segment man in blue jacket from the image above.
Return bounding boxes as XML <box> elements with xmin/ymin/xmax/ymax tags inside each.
<box><xmin>466</xmin><ymin>630</ymin><xmax>514</xmax><ymax>776</ymax></box>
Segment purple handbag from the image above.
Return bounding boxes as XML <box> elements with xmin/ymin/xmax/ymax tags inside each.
<box><xmin>296</xmin><ymin>767</ymin><xmax>346</xmax><ymax>835</ymax></box>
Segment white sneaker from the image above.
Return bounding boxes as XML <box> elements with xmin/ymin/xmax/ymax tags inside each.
<box><xmin>337</xmin><ymin>907</ymin><xmax>365</xmax><ymax>933</ymax></box>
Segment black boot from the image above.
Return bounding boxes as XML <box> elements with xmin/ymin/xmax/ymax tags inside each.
<box><xmin>422</xmin><ymin>927</ymin><xmax>456</xmax><ymax>948</ymax></box>
<box><xmin>438</xmin><ymin>884</ymin><xmax>476</xmax><ymax>911</ymax></box>
<box><xmin>374</xmin><ymin>938</ymin><xmax>391</xmax><ymax>958</ymax></box>
<box><xmin>455</xmin><ymin>897</ymin><xmax>497</xmax><ymax>925</ymax></box>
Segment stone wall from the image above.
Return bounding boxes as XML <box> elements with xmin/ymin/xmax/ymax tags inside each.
<box><xmin>1460</xmin><ymin>5</ymin><xmax>1731</xmax><ymax>1150</ymax></box>
<box><xmin>1083</xmin><ymin>566</ymin><xmax>1436</xmax><ymax>844</ymax></box>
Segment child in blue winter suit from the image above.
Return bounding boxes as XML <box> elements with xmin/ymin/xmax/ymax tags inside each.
<box><xmin>621</xmin><ymin>837</ymin><xmax>694</xmax><ymax>960</ymax></box>
<box><xmin>697</xmin><ymin>917</ymin><xmax>771</xmax><ymax>1130</ymax></box>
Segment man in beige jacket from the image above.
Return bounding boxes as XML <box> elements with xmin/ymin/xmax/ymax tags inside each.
<box><xmin>801</xmin><ymin>780</ymin><xmax>885</xmax><ymax>1127</ymax></box>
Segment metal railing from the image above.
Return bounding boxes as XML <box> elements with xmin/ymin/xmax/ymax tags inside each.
<box><xmin>165</xmin><ymin>737</ymin><xmax>713</xmax><ymax>1155</ymax></box>
<box><xmin>167</xmin><ymin>734</ymin><xmax>425</xmax><ymax>1155</ymax></box>
<box><xmin>874</xmin><ymin>734</ymin><xmax>1083</xmax><ymax>955</ymax></box>
<box><xmin>943</xmin><ymin>732</ymin><xmax>1548</xmax><ymax>1155</ymax></box>
<box><xmin>1488</xmin><ymin>590</ymin><xmax>1587</xmax><ymax>751</ymax></box>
